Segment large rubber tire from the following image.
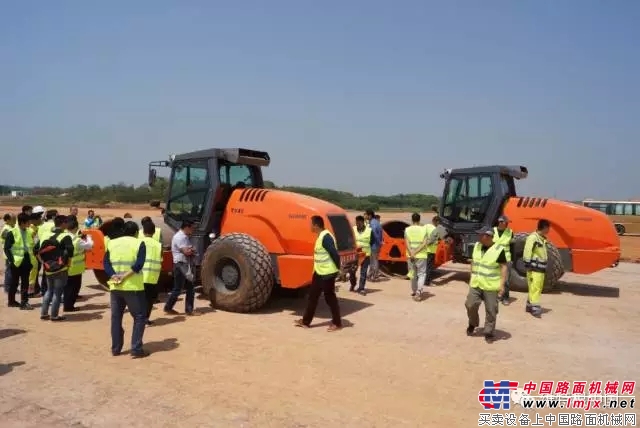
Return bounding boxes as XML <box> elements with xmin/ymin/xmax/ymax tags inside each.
<box><xmin>508</xmin><ymin>233</ymin><xmax>564</xmax><ymax>293</ymax></box>
<box><xmin>200</xmin><ymin>233</ymin><xmax>274</xmax><ymax>313</ymax></box>
<box><xmin>615</xmin><ymin>223</ymin><xmax>626</xmax><ymax>236</ymax></box>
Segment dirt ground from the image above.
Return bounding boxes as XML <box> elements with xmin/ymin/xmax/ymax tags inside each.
<box><xmin>1</xmin><ymin>263</ymin><xmax>638</xmax><ymax>427</ymax></box>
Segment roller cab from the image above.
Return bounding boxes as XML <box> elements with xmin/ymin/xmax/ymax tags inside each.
<box><xmin>126</xmin><ymin>148</ymin><xmax>357</xmax><ymax>313</ymax></box>
<box><xmin>379</xmin><ymin>165</ymin><xmax>621</xmax><ymax>293</ymax></box>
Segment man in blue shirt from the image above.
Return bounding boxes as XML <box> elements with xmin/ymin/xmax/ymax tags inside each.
<box><xmin>364</xmin><ymin>210</ymin><xmax>383</xmax><ymax>281</ymax></box>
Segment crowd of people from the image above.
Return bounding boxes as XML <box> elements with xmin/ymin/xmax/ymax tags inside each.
<box><xmin>331</xmin><ymin>210</ymin><xmax>552</xmax><ymax>343</ymax></box>
<box><xmin>1</xmin><ymin>205</ymin><xmax>100</xmax><ymax>313</ymax></box>
<box><xmin>2</xmin><ymin>203</ymin><xmax>552</xmax><ymax>354</ymax></box>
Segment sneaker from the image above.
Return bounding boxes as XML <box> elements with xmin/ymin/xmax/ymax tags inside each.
<box><xmin>501</xmin><ymin>299</ymin><xmax>510</xmax><ymax>306</ymax></box>
<box><xmin>40</xmin><ymin>315</ymin><xmax>50</xmax><ymax>320</ymax></box>
<box><xmin>20</xmin><ymin>303</ymin><xmax>33</xmax><ymax>310</ymax></box>
<box><xmin>413</xmin><ymin>290</ymin><xmax>423</xmax><ymax>301</ymax></box>
<box><xmin>51</xmin><ymin>316</ymin><xmax>66</xmax><ymax>321</ymax></box>
<box><xmin>146</xmin><ymin>320</ymin><xmax>155</xmax><ymax>326</ymax></box>
<box><xmin>484</xmin><ymin>333</ymin><xmax>495</xmax><ymax>343</ymax></box>
<box><xmin>358</xmin><ymin>290</ymin><xmax>367</xmax><ymax>296</ymax></box>
<box><xmin>131</xmin><ymin>350</ymin><xmax>150</xmax><ymax>359</ymax></box>
<box><xmin>466</xmin><ymin>325</ymin><xmax>476</xmax><ymax>336</ymax></box>
<box><xmin>8</xmin><ymin>302</ymin><xmax>20</xmax><ymax>308</ymax></box>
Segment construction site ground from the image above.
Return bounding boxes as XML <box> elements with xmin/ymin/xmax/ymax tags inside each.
<box><xmin>1</xmin><ymin>260</ymin><xmax>638</xmax><ymax>427</ymax></box>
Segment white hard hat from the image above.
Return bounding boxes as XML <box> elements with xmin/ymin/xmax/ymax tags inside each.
<box><xmin>32</xmin><ymin>205</ymin><xmax>45</xmax><ymax>214</ymax></box>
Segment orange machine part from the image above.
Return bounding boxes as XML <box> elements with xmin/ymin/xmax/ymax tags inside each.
<box><xmin>377</xmin><ymin>196</ymin><xmax>620</xmax><ymax>276</ymax></box>
<box><xmin>502</xmin><ymin>197</ymin><xmax>620</xmax><ymax>274</ymax></box>
<box><xmin>217</xmin><ymin>187</ymin><xmax>358</xmax><ymax>289</ymax></box>
<box><xmin>83</xmin><ymin>229</ymin><xmax>173</xmax><ymax>273</ymax></box>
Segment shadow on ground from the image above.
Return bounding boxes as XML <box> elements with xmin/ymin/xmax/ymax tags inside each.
<box><xmin>0</xmin><ymin>361</ymin><xmax>25</xmax><ymax>376</ymax></box>
<box><xmin>552</xmin><ymin>281</ymin><xmax>620</xmax><ymax>298</ymax></box>
<box><xmin>78</xmin><ymin>303</ymin><xmax>110</xmax><ymax>311</ymax></box>
<box><xmin>151</xmin><ymin>315</ymin><xmax>186</xmax><ymax>327</ymax></box>
<box><xmin>87</xmin><ymin>284</ymin><xmax>109</xmax><ymax>292</ymax></box>
<box><xmin>472</xmin><ymin>328</ymin><xmax>512</xmax><ymax>342</ymax></box>
<box><xmin>257</xmin><ymin>294</ymin><xmax>374</xmax><ymax>318</ymax></box>
<box><xmin>0</xmin><ymin>329</ymin><xmax>27</xmax><ymax>340</ymax></box>
<box><xmin>146</xmin><ymin>338</ymin><xmax>179</xmax><ymax>354</ymax></box>
<box><xmin>64</xmin><ymin>311</ymin><xmax>104</xmax><ymax>322</ymax></box>
<box><xmin>77</xmin><ymin>292</ymin><xmax>106</xmax><ymax>302</ymax></box>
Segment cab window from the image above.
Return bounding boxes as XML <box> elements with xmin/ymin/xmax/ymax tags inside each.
<box><xmin>166</xmin><ymin>160</ymin><xmax>210</xmax><ymax>220</ymax></box>
<box><xmin>441</xmin><ymin>175</ymin><xmax>493</xmax><ymax>223</ymax></box>
<box><xmin>219</xmin><ymin>162</ymin><xmax>257</xmax><ymax>188</ymax></box>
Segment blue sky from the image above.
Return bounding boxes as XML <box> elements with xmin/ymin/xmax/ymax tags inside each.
<box><xmin>1</xmin><ymin>1</ymin><xmax>638</xmax><ymax>199</ymax></box>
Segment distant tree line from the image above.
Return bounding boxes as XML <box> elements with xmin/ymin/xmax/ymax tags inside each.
<box><xmin>0</xmin><ymin>180</ymin><xmax>439</xmax><ymax>211</ymax></box>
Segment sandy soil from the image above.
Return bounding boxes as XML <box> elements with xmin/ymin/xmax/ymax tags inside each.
<box><xmin>0</xmin><ymin>262</ymin><xmax>638</xmax><ymax>427</ymax></box>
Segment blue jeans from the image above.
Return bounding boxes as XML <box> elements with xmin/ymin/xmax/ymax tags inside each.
<box><xmin>349</xmin><ymin>257</ymin><xmax>370</xmax><ymax>291</ymax></box>
<box><xmin>110</xmin><ymin>290</ymin><xmax>147</xmax><ymax>355</ymax></box>
<box><xmin>164</xmin><ymin>264</ymin><xmax>195</xmax><ymax>314</ymax></box>
<box><xmin>41</xmin><ymin>271</ymin><xmax>68</xmax><ymax>318</ymax></box>
<box><xmin>3</xmin><ymin>260</ymin><xmax>11</xmax><ymax>293</ymax></box>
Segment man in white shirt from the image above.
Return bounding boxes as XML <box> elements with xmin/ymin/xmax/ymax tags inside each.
<box><xmin>164</xmin><ymin>220</ymin><xmax>197</xmax><ymax>316</ymax></box>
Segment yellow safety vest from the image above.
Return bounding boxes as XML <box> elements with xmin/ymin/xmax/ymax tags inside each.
<box><xmin>68</xmin><ymin>234</ymin><xmax>85</xmax><ymax>276</ymax></box>
<box><xmin>523</xmin><ymin>232</ymin><xmax>548</xmax><ymax>273</ymax></box>
<box><xmin>313</xmin><ymin>230</ymin><xmax>339</xmax><ymax>276</ymax></box>
<box><xmin>42</xmin><ymin>231</ymin><xmax>70</xmax><ymax>275</ymax></box>
<box><xmin>106</xmin><ymin>236</ymin><xmax>144</xmax><ymax>291</ymax></box>
<box><xmin>1</xmin><ymin>224</ymin><xmax>11</xmax><ymax>260</ymax></box>
<box><xmin>141</xmin><ymin>236</ymin><xmax>162</xmax><ymax>285</ymax></box>
<box><xmin>137</xmin><ymin>228</ymin><xmax>161</xmax><ymax>243</ymax></box>
<box><xmin>353</xmin><ymin>225</ymin><xmax>372</xmax><ymax>256</ymax></box>
<box><xmin>470</xmin><ymin>242</ymin><xmax>504</xmax><ymax>291</ymax></box>
<box><xmin>37</xmin><ymin>220</ymin><xmax>55</xmax><ymax>244</ymax></box>
<box><xmin>405</xmin><ymin>225</ymin><xmax>428</xmax><ymax>259</ymax></box>
<box><xmin>424</xmin><ymin>224</ymin><xmax>438</xmax><ymax>254</ymax></box>
<box><xmin>493</xmin><ymin>227</ymin><xmax>512</xmax><ymax>262</ymax></box>
<box><xmin>9</xmin><ymin>227</ymin><xmax>34</xmax><ymax>267</ymax></box>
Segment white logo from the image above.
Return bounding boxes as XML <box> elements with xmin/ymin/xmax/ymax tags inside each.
<box><xmin>510</xmin><ymin>388</ymin><xmax>531</xmax><ymax>407</ymax></box>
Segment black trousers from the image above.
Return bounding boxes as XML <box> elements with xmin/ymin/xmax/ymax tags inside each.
<box><xmin>424</xmin><ymin>253</ymin><xmax>436</xmax><ymax>286</ymax></box>
<box><xmin>64</xmin><ymin>274</ymin><xmax>82</xmax><ymax>311</ymax></box>
<box><xmin>144</xmin><ymin>283</ymin><xmax>158</xmax><ymax>319</ymax></box>
<box><xmin>302</xmin><ymin>273</ymin><xmax>342</xmax><ymax>327</ymax></box>
<box><xmin>9</xmin><ymin>259</ymin><xmax>32</xmax><ymax>305</ymax></box>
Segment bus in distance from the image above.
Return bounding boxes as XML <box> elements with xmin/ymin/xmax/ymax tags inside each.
<box><xmin>582</xmin><ymin>199</ymin><xmax>640</xmax><ymax>236</ymax></box>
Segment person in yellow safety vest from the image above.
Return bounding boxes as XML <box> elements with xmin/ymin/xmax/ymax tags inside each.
<box><xmin>36</xmin><ymin>209</ymin><xmax>58</xmax><ymax>296</ymax></box>
<box><xmin>465</xmin><ymin>226</ymin><xmax>508</xmax><ymax>343</ymax></box>
<box><xmin>140</xmin><ymin>222</ymin><xmax>162</xmax><ymax>326</ymax></box>
<box><xmin>348</xmin><ymin>215</ymin><xmax>372</xmax><ymax>296</ymax></box>
<box><xmin>138</xmin><ymin>216</ymin><xmax>162</xmax><ymax>243</ymax></box>
<box><xmin>405</xmin><ymin>212</ymin><xmax>430</xmax><ymax>301</ymax></box>
<box><xmin>3</xmin><ymin>213</ymin><xmax>35</xmax><ymax>310</ymax></box>
<box><xmin>2</xmin><ymin>213</ymin><xmax>16</xmax><ymax>294</ymax></box>
<box><xmin>63</xmin><ymin>215</ymin><xmax>94</xmax><ymax>312</ymax></box>
<box><xmin>294</xmin><ymin>215</ymin><xmax>343</xmax><ymax>332</ymax></box>
<box><xmin>493</xmin><ymin>215</ymin><xmax>514</xmax><ymax>306</ymax></box>
<box><xmin>104</xmin><ymin>221</ymin><xmax>149</xmax><ymax>358</ymax></box>
<box><xmin>103</xmin><ymin>217</ymin><xmax>126</xmax><ymax>262</ymax></box>
<box><xmin>38</xmin><ymin>215</ymin><xmax>74</xmax><ymax>321</ymax></box>
<box><xmin>422</xmin><ymin>215</ymin><xmax>443</xmax><ymax>287</ymax></box>
<box><xmin>523</xmin><ymin>219</ymin><xmax>551</xmax><ymax>318</ymax></box>
<box><xmin>28</xmin><ymin>209</ymin><xmax>45</xmax><ymax>296</ymax></box>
